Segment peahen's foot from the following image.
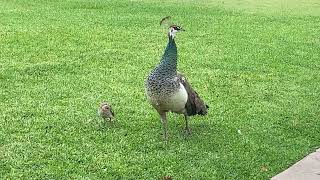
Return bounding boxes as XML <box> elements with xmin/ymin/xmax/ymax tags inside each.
<box><xmin>184</xmin><ymin>127</ymin><xmax>192</xmax><ymax>135</ymax></box>
<box><xmin>163</xmin><ymin>132</ymin><xmax>168</xmax><ymax>144</ymax></box>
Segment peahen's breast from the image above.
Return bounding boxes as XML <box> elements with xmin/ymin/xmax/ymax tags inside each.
<box><xmin>145</xmin><ymin>78</ymin><xmax>187</xmax><ymax>113</ymax></box>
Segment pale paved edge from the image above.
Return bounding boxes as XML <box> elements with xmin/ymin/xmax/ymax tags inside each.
<box><xmin>271</xmin><ymin>149</ymin><xmax>320</xmax><ymax>180</ymax></box>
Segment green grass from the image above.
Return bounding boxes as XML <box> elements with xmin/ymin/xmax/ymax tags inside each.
<box><xmin>1</xmin><ymin>0</ymin><xmax>320</xmax><ymax>179</ymax></box>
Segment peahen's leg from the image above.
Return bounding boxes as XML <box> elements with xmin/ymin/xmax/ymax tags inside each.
<box><xmin>159</xmin><ymin>111</ymin><xmax>168</xmax><ymax>142</ymax></box>
<box><xmin>184</xmin><ymin>113</ymin><xmax>191</xmax><ymax>135</ymax></box>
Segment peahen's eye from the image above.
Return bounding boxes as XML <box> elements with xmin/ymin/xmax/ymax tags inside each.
<box><xmin>174</xmin><ymin>26</ymin><xmax>181</xmax><ymax>30</ymax></box>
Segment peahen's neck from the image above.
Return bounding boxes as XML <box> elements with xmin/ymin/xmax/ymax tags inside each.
<box><xmin>156</xmin><ymin>35</ymin><xmax>177</xmax><ymax>76</ymax></box>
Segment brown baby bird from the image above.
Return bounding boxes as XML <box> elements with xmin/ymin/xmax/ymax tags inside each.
<box><xmin>98</xmin><ymin>102</ymin><xmax>114</xmax><ymax>121</ymax></box>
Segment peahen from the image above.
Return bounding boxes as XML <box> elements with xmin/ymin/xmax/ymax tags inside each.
<box><xmin>145</xmin><ymin>18</ymin><xmax>208</xmax><ymax>142</ymax></box>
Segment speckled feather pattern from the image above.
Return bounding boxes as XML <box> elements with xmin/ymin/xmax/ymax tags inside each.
<box><xmin>145</xmin><ymin>36</ymin><xmax>180</xmax><ymax>98</ymax></box>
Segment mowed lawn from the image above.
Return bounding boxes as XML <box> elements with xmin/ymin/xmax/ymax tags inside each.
<box><xmin>1</xmin><ymin>0</ymin><xmax>320</xmax><ymax>179</ymax></box>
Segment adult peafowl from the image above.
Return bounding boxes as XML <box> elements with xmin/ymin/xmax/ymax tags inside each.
<box><xmin>145</xmin><ymin>17</ymin><xmax>208</xmax><ymax>142</ymax></box>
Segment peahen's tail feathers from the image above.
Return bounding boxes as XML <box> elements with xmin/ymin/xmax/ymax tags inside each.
<box><xmin>177</xmin><ymin>72</ymin><xmax>209</xmax><ymax>116</ymax></box>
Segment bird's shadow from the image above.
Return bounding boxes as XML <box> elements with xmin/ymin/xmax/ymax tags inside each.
<box><xmin>157</xmin><ymin>116</ymin><xmax>219</xmax><ymax>144</ymax></box>
<box><xmin>95</xmin><ymin>118</ymin><xmax>120</xmax><ymax>131</ymax></box>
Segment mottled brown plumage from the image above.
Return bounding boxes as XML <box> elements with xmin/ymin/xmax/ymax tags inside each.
<box><xmin>98</xmin><ymin>102</ymin><xmax>114</xmax><ymax>121</ymax></box>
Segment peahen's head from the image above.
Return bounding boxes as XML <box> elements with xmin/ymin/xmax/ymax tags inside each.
<box><xmin>160</xmin><ymin>16</ymin><xmax>184</xmax><ymax>38</ymax></box>
<box><xmin>168</xmin><ymin>25</ymin><xmax>184</xmax><ymax>38</ymax></box>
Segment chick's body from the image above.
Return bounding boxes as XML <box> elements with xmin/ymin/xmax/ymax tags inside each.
<box><xmin>98</xmin><ymin>102</ymin><xmax>114</xmax><ymax>121</ymax></box>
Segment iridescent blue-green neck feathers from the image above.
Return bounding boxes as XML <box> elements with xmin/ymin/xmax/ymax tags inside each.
<box><xmin>153</xmin><ymin>35</ymin><xmax>177</xmax><ymax>76</ymax></box>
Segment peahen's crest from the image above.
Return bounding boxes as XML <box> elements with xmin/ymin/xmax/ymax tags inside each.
<box><xmin>160</xmin><ymin>16</ymin><xmax>172</xmax><ymax>27</ymax></box>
